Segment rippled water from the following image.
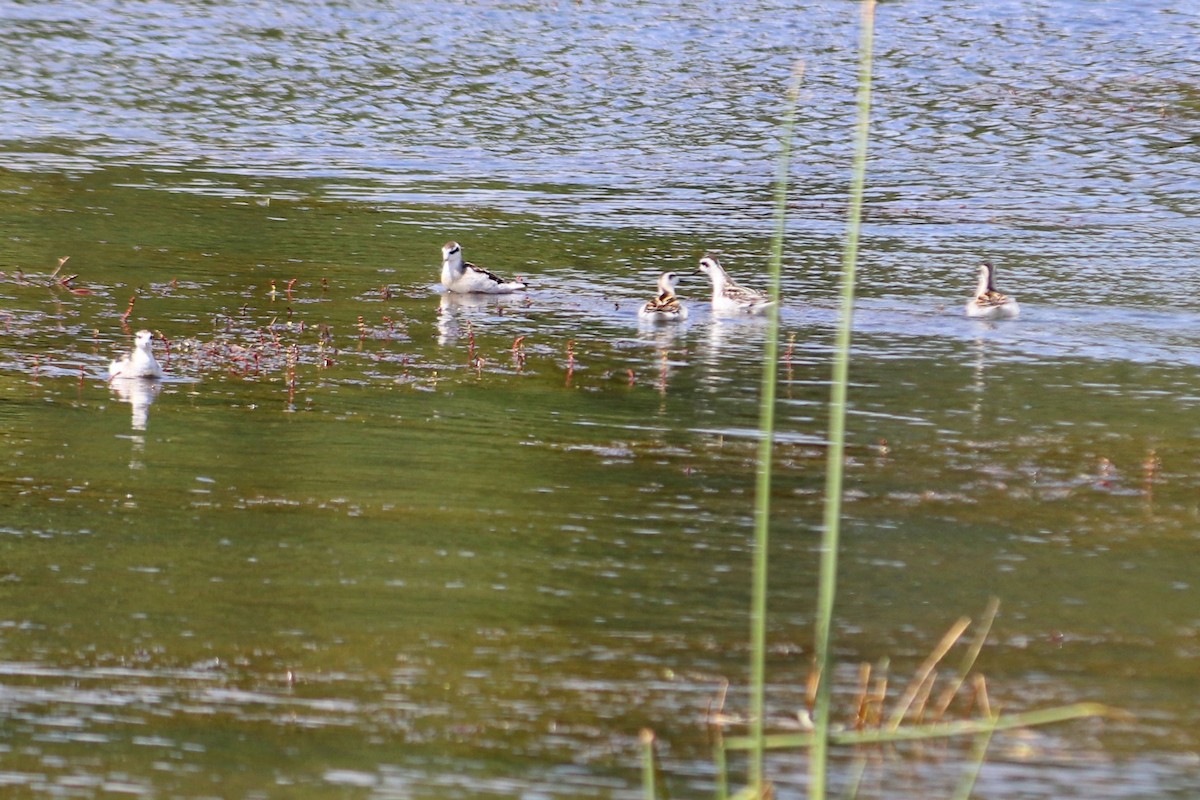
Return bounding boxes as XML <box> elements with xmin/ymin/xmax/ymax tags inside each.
<box><xmin>2</xmin><ymin>1</ymin><xmax>1199</xmax><ymax>797</ymax></box>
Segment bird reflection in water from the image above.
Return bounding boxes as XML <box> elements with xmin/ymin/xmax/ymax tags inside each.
<box><xmin>110</xmin><ymin>377</ymin><xmax>162</xmax><ymax>470</ymax></box>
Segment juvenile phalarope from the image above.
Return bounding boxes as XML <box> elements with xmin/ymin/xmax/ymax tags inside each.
<box><xmin>638</xmin><ymin>272</ymin><xmax>688</xmax><ymax>322</ymax></box>
<box><xmin>440</xmin><ymin>241</ymin><xmax>527</xmax><ymax>294</ymax></box>
<box><xmin>108</xmin><ymin>329</ymin><xmax>164</xmax><ymax>379</ymax></box>
<box><xmin>965</xmin><ymin>262</ymin><xmax>1020</xmax><ymax>319</ymax></box>
<box><xmin>697</xmin><ymin>254</ymin><xmax>774</xmax><ymax>315</ymax></box>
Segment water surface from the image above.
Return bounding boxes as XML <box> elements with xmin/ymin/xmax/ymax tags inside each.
<box><xmin>2</xmin><ymin>1</ymin><xmax>1199</xmax><ymax>797</ymax></box>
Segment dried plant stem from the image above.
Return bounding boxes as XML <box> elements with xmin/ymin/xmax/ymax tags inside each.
<box><xmin>852</xmin><ymin>662</ymin><xmax>872</xmax><ymax>729</ymax></box>
<box><xmin>887</xmin><ymin>615</ymin><xmax>972</xmax><ymax>730</ymax></box>
<box><xmin>933</xmin><ymin>597</ymin><xmax>1001</xmax><ymax>720</ymax></box>
<box><xmin>973</xmin><ymin>674</ymin><xmax>993</xmax><ymax>720</ymax></box>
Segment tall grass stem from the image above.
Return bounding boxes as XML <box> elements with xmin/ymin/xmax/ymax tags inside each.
<box><xmin>811</xmin><ymin>1</ymin><xmax>877</xmax><ymax>797</ymax></box>
<box><xmin>951</xmin><ymin>726</ymin><xmax>997</xmax><ymax>800</ymax></box>
<box><xmin>639</xmin><ymin>729</ymin><xmax>657</xmax><ymax>800</ymax></box>
<box><xmin>748</xmin><ymin>60</ymin><xmax>806</xmax><ymax>795</ymax></box>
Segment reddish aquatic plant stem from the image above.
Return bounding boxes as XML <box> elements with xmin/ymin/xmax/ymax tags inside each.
<box><xmin>158</xmin><ymin>331</ymin><xmax>172</xmax><ymax>368</ymax></box>
<box><xmin>512</xmin><ymin>335</ymin><xmax>527</xmax><ymax>371</ymax></box>
<box><xmin>120</xmin><ymin>295</ymin><xmax>136</xmax><ymax>325</ymax></box>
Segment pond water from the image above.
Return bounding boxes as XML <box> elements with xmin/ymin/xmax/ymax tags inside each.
<box><xmin>2</xmin><ymin>1</ymin><xmax>1199</xmax><ymax>797</ymax></box>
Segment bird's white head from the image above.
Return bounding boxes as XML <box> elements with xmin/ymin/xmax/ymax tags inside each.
<box><xmin>135</xmin><ymin>329</ymin><xmax>155</xmax><ymax>348</ymax></box>
<box><xmin>659</xmin><ymin>271</ymin><xmax>680</xmax><ymax>293</ymax></box>
<box><xmin>698</xmin><ymin>254</ymin><xmax>727</xmax><ymax>286</ymax></box>
<box><xmin>442</xmin><ymin>241</ymin><xmax>463</xmax><ymax>263</ymax></box>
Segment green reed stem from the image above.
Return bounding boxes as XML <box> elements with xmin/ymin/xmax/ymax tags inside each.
<box><xmin>639</xmin><ymin>729</ymin><xmax>657</xmax><ymax>800</ymax></box>
<box><xmin>812</xmin><ymin>2</ymin><xmax>876</xmax><ymax>798</ymax></box>
<box><xmin>748</xmin><ymin>61</ymin><xmax>806</xmax><ymax>796</ymax></box>
<box><xmin>722</xmin><ymin>702</ymin><xmax>1122</xmax><ymax>752</ymax></box>
<box><xmin>951</xmin><ymin>724</ymin><xmax>997</xmax><ymax>800</ymax></box>
<box><xmin>714</xmin><ymin>742</ymin><xmax>730</xmax><ymax>800</ymax></box>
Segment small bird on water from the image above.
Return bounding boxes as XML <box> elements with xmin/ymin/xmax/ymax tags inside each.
<box><xmin>638</xmin><ymin>271</ymin><xmax>688</xmax><ymax>322</ymax></box>
<box><xmin>697</xmin><ymin>254</ymin><xmax>774</xmax><ymax>315</ymax></box>
<box><xmin>964</xmin><ymin>262</ymin><xmax>1020</xmax><ymax>319</ymax></box>
<box><xmin>440</xmin><ymin>241</ymin><xmax>528</xmax><ymax>294</ymax></box>
<box><xmin>108</xmin><ymin>329</ymin><xmax>164</xmax><ymax>379</ymax></box>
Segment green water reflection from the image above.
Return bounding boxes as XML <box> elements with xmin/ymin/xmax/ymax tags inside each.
<box><xmin>3</xmin><ymin>167</ymin><xmax>1198</xmax><ymax>797</ymax></box>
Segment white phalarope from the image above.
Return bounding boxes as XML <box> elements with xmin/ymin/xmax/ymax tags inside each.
<box><xmin>965</xmin><ymin>262</ymin><xmax>1020</xmax><ymax>319</ymax></box>
<box><xmin>638</xmin><ymin>271</ymin><xmax>688</xmax><ymax>322</ymax></box>
<box><xmin>108</xmin><ymin>329</ymin><xmax>164</xmax><ymax>379</ymax></box>
<box><xmin>697</xmin><ymin>254</ymin><xmax>774</xmax><ymax>315</ymax></box>
<box><xmin>440</xmin><ymin>241</ymin><xmax>528</xmax><ymax>294</ymax></box>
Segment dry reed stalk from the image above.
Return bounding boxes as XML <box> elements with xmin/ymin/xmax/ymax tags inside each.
<box><xmin>806</xmin><ymin>662</ymin><xmax>821</xmax><ymax>712</ymax></box>
<box><xmin>932</xmin><ymin>598</ymin><xmax>1000</xmax><ymax>721</ymax></box>
<box><xmin>909</xmin><ymin>668</ymin><xmax>939</xmax><ymax>724</ymax></box>
<box><xmin>705</xmin><ymin>679</ymin><xmax>736</xmax><ymax>727</ymax></box>
<box><xmin>887</xmin><ymin>616</ymin><xmax>971</xmax><ymax>730</ymax></box>
<box><xmin>973</xmin><ymin>674</ymin><xmax>993</xmax><ymax>720</ymax></box>
<box><xmin>868</xmin><ymin>672</ymin><xmax>889</xmax><ymax>729</ymax></box>
<box><xmin>853</xmin><ymin>663</ymin><xmax>872</xmax><ymax>730</ymax></box>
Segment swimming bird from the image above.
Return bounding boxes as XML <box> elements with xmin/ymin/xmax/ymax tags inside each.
<box><xmin>108</xmin><ymin>329</ymin><xmax>164</xmax><ymax>379</ymax></box>
<box><xmin>440</xmin><ymin>241</ymin><xmax>527</xmax><ymax>294</ymax></box>
<box><xmin>638</xmin><ymin>271</ymin><xmax>688</xmax><ymax>322</ymax></box>
<box><xmin>965</xmin><ymin>262</ymin><xmax>1020</xmax><ymax>319</ymax></box>
<box><xmin>697</xmin><ymin>254</ymin><xmax>774</xmax><ymax>314</ymax></box>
